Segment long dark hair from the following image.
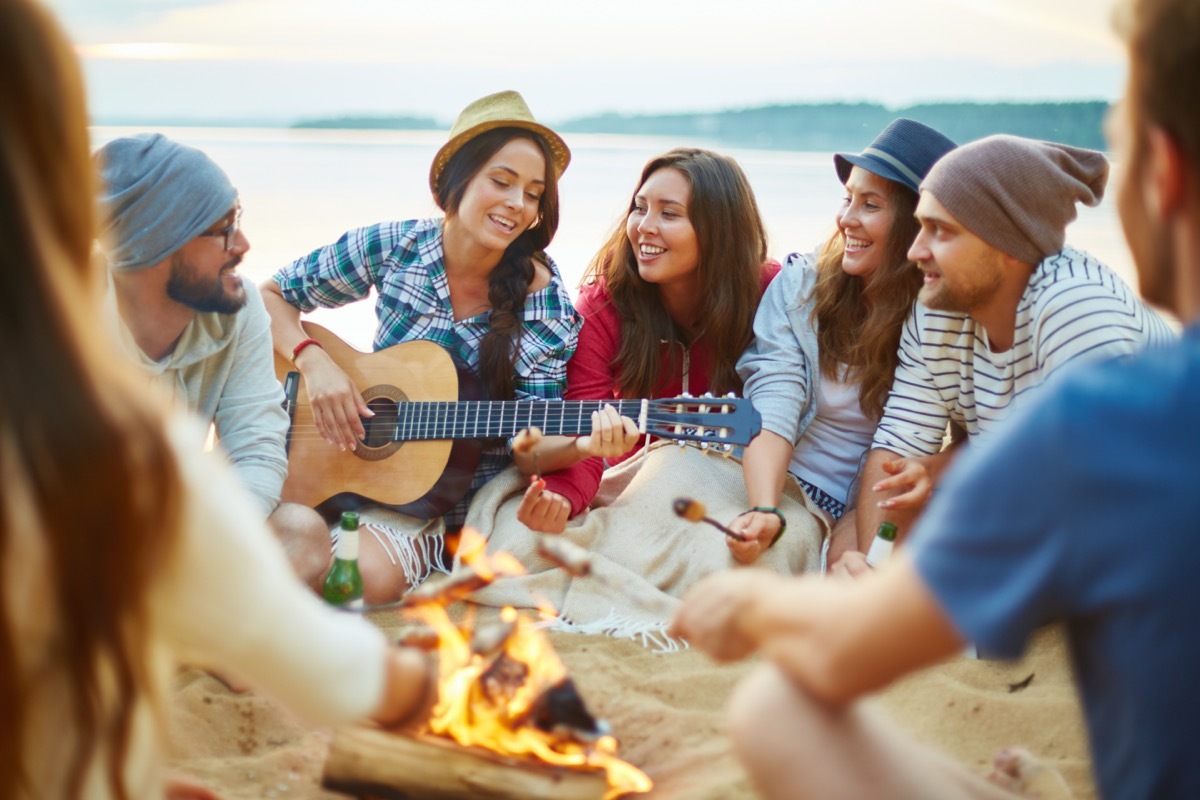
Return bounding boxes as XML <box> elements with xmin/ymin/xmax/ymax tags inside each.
<box><xmin>0</xmin><ymin>1</ymin><xmax>181</xmax><ymax>798</ymax></box>
<box><xmin>809</xmin><ymin>177</ymin><xmax>921</xmax><ymax>420</ymax></box>
<box><xmin>434</xmin><ymin>127</ymin><xmax>561</xmax><ymax>400</ymax></box>
<box><xmin>581</xmin><ymin>148</ymin><xmax>767</xmax><ymax>398</ymax></box>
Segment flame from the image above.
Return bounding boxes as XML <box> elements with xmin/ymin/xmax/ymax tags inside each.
<box><xmin>410</xmin><ymin>529</ymin><xmax>652</xmax><ymax>798</ymax></box>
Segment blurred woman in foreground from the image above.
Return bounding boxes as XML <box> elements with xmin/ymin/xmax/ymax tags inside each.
<box><xmin>0</xmin><ymin>2</ymin><xmax>431</xmax><ymax>798</ymax></box>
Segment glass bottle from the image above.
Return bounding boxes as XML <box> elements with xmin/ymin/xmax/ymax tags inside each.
<box><xmin>865</xmin><ymin>521</ymin><xmax>898</xmax><ymax>568</ymax></box>
<box><xmin>322</xmin><ymin>511</ymin><xmax>364</xmax><ymax>608</ymax></box>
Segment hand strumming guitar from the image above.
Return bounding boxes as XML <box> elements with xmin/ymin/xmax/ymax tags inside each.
<box><xmin>292</xmin><ymin>343</ymin><xmax>374</xmax><ymax>452</ymax></box>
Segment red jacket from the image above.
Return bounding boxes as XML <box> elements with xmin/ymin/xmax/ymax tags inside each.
<box><xmin>543</xmin><ymin>261</ymin><xmax>781</xmax><ymax>516</ymax></box>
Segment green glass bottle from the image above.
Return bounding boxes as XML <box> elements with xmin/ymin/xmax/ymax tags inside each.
<box><xmin>865</xmin><ymin>521</ymin><xmax>898</xmax><ymax>568</ymax></box>
<box><xmin>323</xmin><ymin>511</ymin><xmax>364</xmax><ymax>608</ymax></box>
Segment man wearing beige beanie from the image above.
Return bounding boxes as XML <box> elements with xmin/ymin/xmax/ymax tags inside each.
<box><xmin>836</xmin><ymin>133</ymin><xmax>1175</xmax><ymax>571</ymax></box>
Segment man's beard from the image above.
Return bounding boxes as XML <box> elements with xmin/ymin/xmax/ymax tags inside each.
<box><xmin>918</xmin><ymin>252</ymin><xmax>1006</xmax><ymax>314</ymax></box>
<box><xmin>166</xmin><ymin>252</ymin><xmax>248</xmax><ymax>314</ymax></box>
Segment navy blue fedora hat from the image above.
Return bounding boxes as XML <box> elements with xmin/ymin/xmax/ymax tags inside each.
<box><xmin>834</xmin><ymin>118</ymin><xmax>957</xmax><ymax>194</ymax></box>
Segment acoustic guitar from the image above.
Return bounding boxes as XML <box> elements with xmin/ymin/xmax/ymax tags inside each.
<box><xmin>275</xmin><ymin>323</ymin><xmax>762</xmax><ymax>518</ymax></box>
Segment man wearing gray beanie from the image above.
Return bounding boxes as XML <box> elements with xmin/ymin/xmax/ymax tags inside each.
<box><xmin>840</xmin><ymin>133</ymin><xmax>1175</xmax><ymax>571</ymax></box>
<box><xmin>96</xmin><ymin>132</ymin><xmax>331</xmax><ymax>591</ymax></box>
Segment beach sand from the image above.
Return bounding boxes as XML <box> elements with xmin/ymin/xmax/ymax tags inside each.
<box><xmin>167</xmin><ymin>617</ymin><xmax>1093</xmax><ymax>799</ymax></box>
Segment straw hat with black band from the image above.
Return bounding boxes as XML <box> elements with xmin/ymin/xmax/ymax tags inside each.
<box><xmin>429</xmin><ymin>90</ymin><xmax>571</xmax><ymax>196</ymax></box>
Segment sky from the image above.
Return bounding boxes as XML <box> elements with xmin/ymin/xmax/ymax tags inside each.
<box><xmin>44</xmin><ymin>0</ymin><xmax>1127</xmax><ymax>126</ymax></box>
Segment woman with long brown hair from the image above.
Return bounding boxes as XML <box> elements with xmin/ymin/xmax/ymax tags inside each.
<box><xmin>512</xmin><ymin>147</ymin><xmax>776</xmax><ymax>532</ymax></box>
<box><xmin>262</xmin><ymin>90</ymin><xmax>579</xmax><ymax>604</ymax></box>
<box><xmin>455</xmin><ymin>147</ymin><xmax>809</xmax><ymax>642</ymax></box>
<box><xmin>731</xmin><ymin>119</ymin><xmax>956</xmax><ymax>565</ymax></box>
<box><xmin>0</xmin><ymin>2</ymin><xmax>431</xmax><ymax>798</ymax></box>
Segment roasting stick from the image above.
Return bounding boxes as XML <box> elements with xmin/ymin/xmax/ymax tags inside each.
<box><xmin>672</xmin><ymin>498</ymin><xmax>747</xmax><ymax>542</ymax></box>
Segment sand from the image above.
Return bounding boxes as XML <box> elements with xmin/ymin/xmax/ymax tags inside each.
<box><xmin>167</xmin><ymin>616</ymin><xmax>1094</xmax><ymax>799</ymax></box>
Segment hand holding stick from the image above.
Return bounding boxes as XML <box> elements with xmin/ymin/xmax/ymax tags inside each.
<box><xmin>673</xmin><ymin>498</ymin><xmax>747</xmax><ymax>542</ymax></box>
<box><xmin>513</xmin><ymin>426</ymin><xmax>543</xmax><ymax>480</ymax></box>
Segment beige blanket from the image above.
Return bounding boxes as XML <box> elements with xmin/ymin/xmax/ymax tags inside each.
<box><xmin>460</xmin><ymin>442</ymin><xmax>827</xmax><ymax>647</ymax></box>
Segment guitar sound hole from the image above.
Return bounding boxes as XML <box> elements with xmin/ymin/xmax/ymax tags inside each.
<box><xmin>362</xmin><ymin>397</ymin><xmax>399</xmax><ymax>449</ymax></box>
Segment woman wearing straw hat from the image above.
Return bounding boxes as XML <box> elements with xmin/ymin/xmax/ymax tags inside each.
<box><xmin>262</xmin><ymin>90</ymin><xmax>580</xmax><ymax>604</ymax></box>
<box><xmin>729</xmin><ymin>119</ymin><xmax>956</xmax><ymax>569</ymax></box>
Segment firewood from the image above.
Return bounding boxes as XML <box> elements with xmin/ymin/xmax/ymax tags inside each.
<box><xmin>537</xmin><ymin>534</ymin><xmax>593</xmax><ymax>577</ymax></box>
<box><xmin>323</xmin><ymin>725</ymin><xmax>608</xmax><ymax>800</ymax></box>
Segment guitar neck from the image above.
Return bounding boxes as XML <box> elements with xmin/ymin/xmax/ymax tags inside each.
<box><xmin>392</xmin><ymin>399</ymin><xmax>650</xmax><ymax>441</ymax></box>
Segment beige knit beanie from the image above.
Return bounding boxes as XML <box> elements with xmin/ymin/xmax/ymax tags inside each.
<box><xmin>919</xmin><ymin>134</ymin><xmax>1109</xmax><ymax>265</ymax></box>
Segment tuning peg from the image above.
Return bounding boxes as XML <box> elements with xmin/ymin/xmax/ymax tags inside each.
<box><xmin>680</xmin><ymin>391</ymin><xmax>692</xmax><ymax>399</ymax></box>
<box><xmin>726</xmin><ymin>391</ymin><xmax>737</xmax><ymax>398</ymax></box>
<box><xmin>700</xmin><ymin>441</ymin><xmax>710</xmax><ymax>451</ymax></box>
<box><xmin>676</xmin><ymin>439</ymin><xmax>687</xmax><ymax>448</ymax></box>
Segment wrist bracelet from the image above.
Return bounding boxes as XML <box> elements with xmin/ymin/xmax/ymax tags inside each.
<box><xmin>290</xmin><ymin>337</ymin><xmax>322</xmax><ymax>366</ymax></box>
<box><xmin>747</xmin><ymin>506</ymin><xmax>787</xmax><ymax>547</ymax></box>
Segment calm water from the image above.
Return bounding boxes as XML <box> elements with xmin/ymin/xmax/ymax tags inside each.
<box><xmin>92</xmin><ymin>126</ymin><xmax>1137</xmax><ymax>349</ymax></box>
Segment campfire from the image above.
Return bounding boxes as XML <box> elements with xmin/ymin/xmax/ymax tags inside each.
<box><xmin>323</xmin><ymin>529</ymin><xmax>652</xmax><ymax>800</ymax></box>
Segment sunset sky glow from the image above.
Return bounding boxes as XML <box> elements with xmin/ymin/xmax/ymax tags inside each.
<box><xmin>45</xmin><ymin>0</ymin><xmax>1125</xmax><ymax>124</ymax></box>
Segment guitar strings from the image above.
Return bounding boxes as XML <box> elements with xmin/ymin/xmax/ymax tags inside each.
<box><xmin>278</xmin><ymin>399</ymin><xmax>746</xmax><ymax>442</ymax></box>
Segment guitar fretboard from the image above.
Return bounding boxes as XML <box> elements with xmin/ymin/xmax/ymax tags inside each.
<box><xmin>383</xmin><ymin>399</ymin><xmax>731</xmax><ymax>441</ymax></box>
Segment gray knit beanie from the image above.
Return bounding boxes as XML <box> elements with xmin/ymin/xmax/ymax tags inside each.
<box><xmin>95</xmin><ymin>133</ymin><xmax>237</xmax><ymax>272</ymax></box>
<box><xmin>919</xmin><ymin>134</ymin><xmax>1108</xmax><ymax>265</ymax></box>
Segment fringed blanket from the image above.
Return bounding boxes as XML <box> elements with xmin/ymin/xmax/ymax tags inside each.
<box><xmin>329</xmin><ymin>507</ymin><xmax>450</xmax><ymax>589</ymax></box>
<box><xmin>460</xmin><ymin>442</ymin><xmax>827</xmax><ymax>648</ymax></box>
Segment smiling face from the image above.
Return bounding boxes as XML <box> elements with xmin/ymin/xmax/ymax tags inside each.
<box><xmin>166</xmin><ymin>204</ymin><xmax>248</xmax><ymax>314</ymax></box>
<box><xmin>452</xmin><ymin>136</ymin><xmax>546</xmax><ymax>256</ymax></box>
<box><xmin>908</xmin><ymin>191</ymin><xmax>1007</xmax><ymax>314</ymax></box>
<box><xmin>838</xmin><ymin>166</ymin><xmax>900</xmax><ymax>280</ymax></box>
<box><xmin>626</xmin><ymin>166</ymin><xmax>700</xmax><ymax>292</ymax></box>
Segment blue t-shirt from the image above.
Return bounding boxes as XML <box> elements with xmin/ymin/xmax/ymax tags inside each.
<box><xmin>910</xmin><ymin>324</ymin><xmax>1200</xmax><ymax>800</ymax></box>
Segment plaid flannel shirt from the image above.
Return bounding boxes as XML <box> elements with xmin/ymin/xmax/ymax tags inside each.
<box><xmin>273</xmin><ymin>217</ymin><xmax>580</xmax><ymax>527</ymax></box>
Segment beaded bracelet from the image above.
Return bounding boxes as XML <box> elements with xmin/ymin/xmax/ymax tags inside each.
<box><xmin>747</xmin><ymin>506</ymin><xmax>787</xmax><ymax>548</ymax></box>
<box><xmin>290</xmin><ymin>337</ymin><xmax>323</xmax><ymax>366</ymax></box>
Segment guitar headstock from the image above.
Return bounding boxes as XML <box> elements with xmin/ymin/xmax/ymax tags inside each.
<box><xmin>643</xmin><ymin>394</ymin><xmax>761</xmax><ymax>448</ymax></box>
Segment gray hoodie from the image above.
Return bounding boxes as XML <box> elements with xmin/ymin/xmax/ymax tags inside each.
<box><xmin>114</xmin><ymin>280</ymin><xmax>289</xmax><ymax>515</ymax></box>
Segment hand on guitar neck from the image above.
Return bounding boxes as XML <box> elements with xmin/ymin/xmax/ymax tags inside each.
<box><xmin>511</xmin><ymin>404</ymin><xmax>641</xmax><ymax>478</ymax></box>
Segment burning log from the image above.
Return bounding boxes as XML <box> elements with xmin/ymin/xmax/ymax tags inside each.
<box><xmin>537</xmin><ymin>534</ymin><xmax>593</xmax><ymax>577</ymax></box>
<box><xmin>471</xmin><ymin>617</ymin><xmax>518</xmax><ymax>659</ymax></box>
<box><xmin>479</xmin><ymin>651</ymin><xmax>529</xmax><ymax>707</ymax></box>
<box><xmin>326</xmin><ymin>532</ymin><xmax>651</xmax><ymax>799</ymax></box>
<box><xmin>323</xmin><ymin>726</ymin><xmax>610</xmax><ymax>800</ymax></box>
<box><xmin>521</xmin><ymin>677</ymin><xmax>611</xmax><ymax>745</ymax></box>
<box><xmin>396</xmin><ymin>627</ymin><xmax>440</xmax><ymax>650</ymax></box>
<box><xmin>402</xmin><ymin>570</ymin><xmax>493</xmax><ymax>607</ymax></box>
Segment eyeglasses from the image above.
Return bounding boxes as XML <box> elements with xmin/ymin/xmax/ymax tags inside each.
<box><xmin>199</xmin><ymin>206</ymin><xmax>243</xmax><ymax>251</ymax></box>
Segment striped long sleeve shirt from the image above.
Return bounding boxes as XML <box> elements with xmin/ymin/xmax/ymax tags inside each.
<box><xmin>873</xmin><ymin>247</ymin><xmax>1175</xmax><ymax>457</ymax></box>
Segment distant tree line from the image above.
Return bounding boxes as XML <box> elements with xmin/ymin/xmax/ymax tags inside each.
<box><xmin>291</xmin><ymin>114</ymin><xmax>440</xmax><ymax>130</ymax></box>
<box><xmin>284</xmin><ymin>101</ymin><xmax>1111</xmax><ymax>151</ymax></box>
<box><xmin>554</xmin><ymin>101</ymin><xmax>1111</xmax><ymax>151</ymax></box>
